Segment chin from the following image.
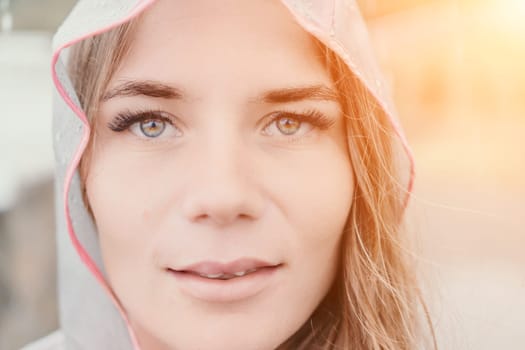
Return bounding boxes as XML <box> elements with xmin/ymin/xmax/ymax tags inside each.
<box><xmin>134</xmin><ymin>314</ymin><xmax>294</xmax><ymax>350</ymax></box>
<box><xmin>155</xmin><ymin>330</ymin><xmax>287</xmax><ymax>350</ymax></box>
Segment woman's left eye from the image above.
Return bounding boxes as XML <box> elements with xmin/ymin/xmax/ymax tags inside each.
<box><xmin>262</xmin><ymin>111</ymin><xmax>332</xmax><ymax>138</ymax></box>
<box><xmin>275</xmin><ymin>117</ymin><xmax>303</xmax><ymax>135</ymax></box>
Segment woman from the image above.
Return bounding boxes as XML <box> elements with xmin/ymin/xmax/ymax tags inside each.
<box><xmin>27</xmin><ymin>0</ymin><xmax>435</xmax><ymax>349</ymax></box>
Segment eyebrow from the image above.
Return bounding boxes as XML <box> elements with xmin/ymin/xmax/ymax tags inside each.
<box><xmin>259</xmin><ymin>85</ymin><xmax>339</xmax><ymax>103</ymax></box>
<box><xmin>102</xmin><ymin>80</ymin><xmax>339</xmax><ymax>103</ymax></box>
<box><xmin>102</xmin><ymin>80</ymin><xmax>184</xmax><ymax>101</ymax></box>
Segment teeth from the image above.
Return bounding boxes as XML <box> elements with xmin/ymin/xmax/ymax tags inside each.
<box><xmin>199</xmin><ymin>273</ymin><xmax>224</xmax><ymax>279</ymax></box>
<box><xmin>198</xmin><ymin>269</ymin><xmax>257</xmax><ymax>279</ymax></box>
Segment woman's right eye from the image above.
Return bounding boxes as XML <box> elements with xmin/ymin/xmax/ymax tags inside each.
<box><xmin>130</xmin><ymin>118</ymin><xmax>183</xmax><ymax>139</ymax></box>
<box><xmin>132</xmin><ymin>119</ymin><xmax>166</xmax><ymax>138</ymax></box>
<box><xmin>130</xmin><ymin>119</ymin><xmax>182</xmax><ymax>139</ymax></box>
<box><xmin>108</xmin><ymin>111</ymin><xmax>183</xmax><ymax>139</ymax></box>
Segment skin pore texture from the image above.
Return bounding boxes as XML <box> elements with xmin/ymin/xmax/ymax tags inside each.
<box><xmin>85</xmin><ymin>1</ymin><xmax>354</xmax><ymax>349</ymax></box>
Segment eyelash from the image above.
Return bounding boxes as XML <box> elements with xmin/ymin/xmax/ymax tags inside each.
<box><xmin>107</xmin><ymin>109</ymin><xmax>174</xmax><ymax>132</ymax></box>
<box><xmin>107</xmin><ymin>109</ymin><xmax>335</xmax><ymax>137</ymax></box>
<box><xmin>264</xmin><ymin>109</ymin><xmax>335</xmax><ymax>131</ymax></box>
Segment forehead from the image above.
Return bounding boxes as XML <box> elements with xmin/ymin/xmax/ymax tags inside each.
<box><xmin>114</xmin><ymin>0</ymin><xmax>331</xmax><ymax>96</ymax></box>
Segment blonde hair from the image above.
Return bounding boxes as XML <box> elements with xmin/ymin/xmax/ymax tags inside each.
<box><xmin>68</xmin><ymin>19</ymin><xmax>436</xmax><ymax>350</ymax></box>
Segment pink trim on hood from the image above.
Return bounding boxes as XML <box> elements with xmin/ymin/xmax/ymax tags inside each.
<box><xmin>51</xmin><ymin>1</ymin><xmax>158</xmax><ymax>349</ymax></box>
<box><xmin>51</xmin><ymin>1</ymin><xmax>415</xmax><ymax>349</ymax></box>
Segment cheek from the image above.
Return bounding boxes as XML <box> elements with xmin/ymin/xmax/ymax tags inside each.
<box><xmin>258</xmin><ymin>140</ymin><xmax>353</xmax><ymax>333</ymax></box>
<box><xmin>84</xmin><ymin>143</ymin><xmax>167</xmax><ymax>285</ymax></box>
<box><xmin>266</xmin><ymin>139</ymin><xmax>353</xmax><ymax>284</ymax></box>
<box><xmin>86</xmin><ymin>137</ymin><xmax>180</xmax><ymax>222</ymax></box>
<box><xmin>269</xmin><ymin>140</ymin><xmax>353</xmax><ymax>242</ymax></box>
<box><xmin>86</xmin><ymin>146</ymin><xmax>146</xmax><ymax>230</ymax></box>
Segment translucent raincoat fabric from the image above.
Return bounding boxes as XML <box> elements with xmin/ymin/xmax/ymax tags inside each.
<box><xmin>25</xmin><ymin>0</ymin><xmax>414</xmax><ymax>349</ymax></box>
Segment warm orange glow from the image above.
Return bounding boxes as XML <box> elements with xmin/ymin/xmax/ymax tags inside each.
<box><xmin>365</xmin><ymin>0</ymin><xmax>525</xmax><ymax>187</ymax></box>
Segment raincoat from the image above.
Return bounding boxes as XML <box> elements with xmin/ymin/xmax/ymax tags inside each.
<box><xmin>24</xmin><ymin>0</ymin><xmax>414</xmax><ymax>349</ymax></box>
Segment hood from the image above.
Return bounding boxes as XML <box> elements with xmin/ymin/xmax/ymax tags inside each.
<box><xmin>51</xmin><ymin>1</ymin><xmax>414</xmax><ymax>349</ymax></box>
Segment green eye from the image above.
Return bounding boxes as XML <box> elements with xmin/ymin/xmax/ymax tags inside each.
<box><xmin>140</xmin><ymin>120</ymin><xmax>166</xmax><ymax>138</ymax></box>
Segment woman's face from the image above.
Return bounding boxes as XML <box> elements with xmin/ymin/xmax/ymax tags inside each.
<box><xmin>86</xmin><ymin>0</ymin><xmax>354</xmax><ymax>349</ymax></box>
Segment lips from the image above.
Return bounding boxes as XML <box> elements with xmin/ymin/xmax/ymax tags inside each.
<box><xmin>171</xmin><ymin>258</ymin><xmax>279</xmax><ymax>278</ymax></box>
<box><xmin>167</xmin><ymin>258</ymin><xmax>282</xmax><ymax>302</ymax></box>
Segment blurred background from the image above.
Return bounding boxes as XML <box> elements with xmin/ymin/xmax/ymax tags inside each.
<box><xmin>0</xmin><ymin>0</ymin><xmax>523</xmax><ymax>349</ymax></box>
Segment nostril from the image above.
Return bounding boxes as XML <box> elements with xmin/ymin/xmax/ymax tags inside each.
<box><xmin>180</xmin><ymin>183</ymin><xmax>266</xmax><ymax>226</ymax></box>
<box><xmin>186</xmin><ymin>205</ymin><xmax>255</xmax><ymax>226</ymax></box>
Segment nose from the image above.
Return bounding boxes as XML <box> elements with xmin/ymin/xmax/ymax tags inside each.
<box><xmin>181</xmin><ymin>134</ymin><xmax>265</xmax><ymax>227</ymax></box>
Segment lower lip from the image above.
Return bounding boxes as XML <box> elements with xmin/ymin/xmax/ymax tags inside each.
<box><xmin>167</xmin><ymin>266</ymin><xmax>281</xmax><ymax>303</ymax></box>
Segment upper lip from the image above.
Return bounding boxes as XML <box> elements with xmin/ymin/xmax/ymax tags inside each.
<box><xmin>171</xmin><ymin>258</ymin><xmax>279</xmax><ymax>275</ymax></box>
